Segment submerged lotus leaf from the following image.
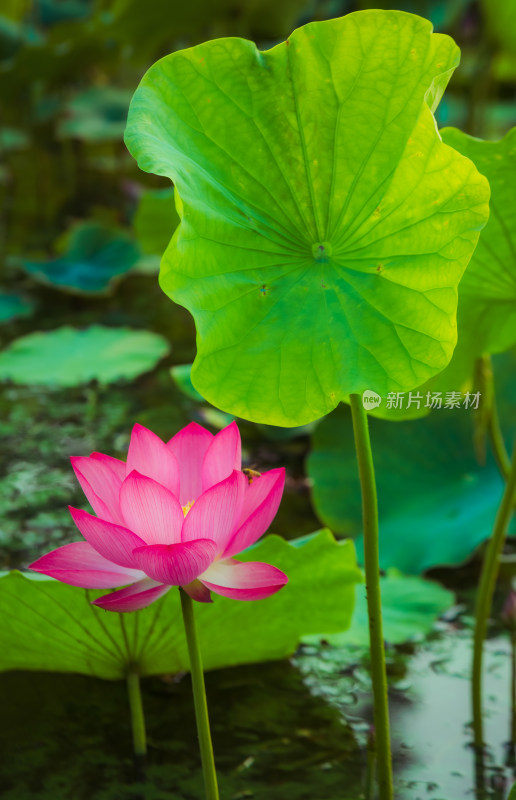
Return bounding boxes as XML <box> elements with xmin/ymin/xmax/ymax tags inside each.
<box><xmin>125</xmin><ymin>10</ymin><xmax>489</xmax><ymax>426</ymax></box>
<box><xmin>20</xmin><ymin>222</ymin><xmax>140</xmax><ymax>294</ymax></box>
<box><xmin>307</xmin><ymin>404</ymin><xmax>515</xmax><ymax>574</ymax></box>
<box><xmin>0</xmin><ymin>531</ymin><xmax>361</xmax><ymax>679</ymax></box>
<box><xmin>0</xmin><ymin>325</ymin><xmax>169</xmax><ymax>387</ymax></box>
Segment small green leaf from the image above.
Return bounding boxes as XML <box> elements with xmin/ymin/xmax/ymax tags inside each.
<box><xmin>509</xmin><ymin>780</ymin><xmax>516</xmax><ymax>800</ymax></box>
<box><xmin>0</xmin><ymin>531</ymin><xmax>361</xmax><ymax>679</ymax></box>
<box><xmin>307</xmin><ymin>404</ymin><xmax>514</xmax><ymax>573</ymax></box>
<box><xmin>0</xmin><ymin>292</ymin><xmax>34</xmax><ymax>323</ymax></box>
<box><xmin>304</xmin><ymin>570</ymin><xmax>454</xmax><ymax>647</ymax></box>
<box><xmin>125</xmin><ymin>10</ymin><xmax>489</xmax><ymax>426</ymax></box>
<box><xmin>20</xmin><ymin>222</ymin><xmax>140</xmax><ymax>294</ymax></box>
<box><xmin>0</xmin><ymin>325</ymin><xmax>169</xmax><ymax>387</ymax></box>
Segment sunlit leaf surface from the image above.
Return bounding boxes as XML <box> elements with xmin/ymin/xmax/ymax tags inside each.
<box><xmin>126</xmin><ymin>10</ymin><xmax>489</xmax><ymax>426</ymax></box>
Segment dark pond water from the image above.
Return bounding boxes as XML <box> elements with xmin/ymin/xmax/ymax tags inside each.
<box><xmin>0</xmin><ymin>626</ymin><xmax>514</xmax><ymax>799</ymax></box>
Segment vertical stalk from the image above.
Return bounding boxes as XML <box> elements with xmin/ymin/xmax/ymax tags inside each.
<box><xmin>180</xmin><ymin>588</ymin><xmax>219</xmax><ymax>800</ymax></box>
<box><xmin>472</xmin><ymin>439</ymin><xmax>516</xmax><ymax>748</ymax></box>
<box><xmin>511</xmin><ymin>631</ymin><xmax>516</xmax><ymax>753</ymax></box>
<box><xmin>127</xmin><ymin>670</ymin><xmax>147</xmax><ymax>757</ymax></box>
<box><xmin>349</xmin><ymin>393</ymin><xmax>393</xmax><ymax>800</ymax></box>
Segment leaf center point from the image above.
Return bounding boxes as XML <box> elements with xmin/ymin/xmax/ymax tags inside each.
<box><xmin>312</xmin><ymin>242</ymin><xmax>332</xmax><ymax>262</ymax></box>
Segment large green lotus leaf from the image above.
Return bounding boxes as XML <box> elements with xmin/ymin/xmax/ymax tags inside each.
<box><xmin>304</xmin><ymin>569</ymin><xmax>454</xmax><ymax>647</ymax></box>
<box><xmin>361</xmin><ymin>128</ymin><xmax>516</xmax><ymax>420</ymax></box>
<box><xmin>133</xmin><ymin>188</ymin><xmax>180</xmax><ymax>257</ymax></box>
<box><xmin>0</xmin><ymin>325</ymin><xmax>169</xmax><ymax>387</ymax></box>
<box><xmin>20</xmin><ymin>223</ymin><xmax>140</xmax><ymax>294</ymax></box>
<box><xmin>439</xmin><ymin>128</ymin><xmax>516</xmax><ymax>361</ymax></box>
<box><xmin>307</xmin><ymin>404</ymin><xmax>515</xmax><ymax>574</ymax></box>
<box><xmin>125</xmin><ymin>10</ymin><xmax>489</xmax><ymax>427</ymax></box>
<box><xmin>0</xmin><ymin>531</ymin><xmax>361</xmax><ymax>679</ymax></box>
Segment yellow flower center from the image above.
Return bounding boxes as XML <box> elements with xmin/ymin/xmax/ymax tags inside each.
<box><xmin>182</xmin><ymin>500</ymin><xmax>194</xmax><ymax>517</ymax></box>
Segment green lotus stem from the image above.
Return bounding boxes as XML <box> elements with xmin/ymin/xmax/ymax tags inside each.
<box><xmin>472</xmin><ymin>438</ymin><xmax>516</xmax><ymax>749</ymax></box>
<box><xmin>349</xmin><ymin>393</ymin><xmax>393</xmax><ymax>800</ymax></box>
<box><xmin>180</xmin><ymin>588</ymin><xmax>220</xmax><ymax>800</ymax></box>
<box><xmin>127</xmin><ymin>669</ymin><xmax>147</xmax><ymax>757</ymax></box>
<box><xmin>489</xmin><ymin>397</ymin><xmax>511</xmax><ymax>481</ymax></box>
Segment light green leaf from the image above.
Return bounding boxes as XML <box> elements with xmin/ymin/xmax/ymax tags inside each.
<box><xmin>440</xmin><ymin>128</ymin><xmax>516</xmax><ymax>362</ymax></box>
<box><xmin>0</xmin><ymin>325</ymin><xmax>169</xmax><ymax>387</ymax></box>
<box><xmin>0</xmin><ymin>531</ymin><xmax>361</xmax><ymax>679</ymax></box>
<box><xmin>20</xmin><ymin>222</ymin><xmax>140</xmax><ymax>294</ymax></box>
<box><xmin>307</xmin><ymin>404</ymin><xmax>514</xmax><ymax>574</ymax></box>
<box><xmin>125</xmin><ymin>10</ymin><xmax>489</xmax><ymax>427</ymax></box>
<box><xmin>304</xmin><ymin>569</ymin><xmax>454</xmax><ymax>647</ymax></box>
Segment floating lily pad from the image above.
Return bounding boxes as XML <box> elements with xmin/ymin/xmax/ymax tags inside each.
<box><xmin>125</xmin><ymin>10</ymin><xmax>489</xmax><ymax>426</ymax></box>
<box><xmin>20</xmin><ymin>222</ymin><xmax>140</xmax><ymax>294</ymax></box>
<box><xmin>304</xmin><ymin>570</ymin><xmax>454</xmax><ymax>647</ymax></box>
<box><xmin>0</xmin><ymin>531</ymin><xmax>361</xmax><ymax>679</ymax></box>
<box><xmin>0</xmin><ymin>325</ymin><xmax>169</xmax><ymax>387</ymax></box>
<box><xmin>307</xmin><ymin>404</ymin><xmax>514</xmax><ymax>574</ymax></box>
<box><xmin>0</xmin><ymin>292</ymin><xmax>34</xmax><ymax>323</ymax></box>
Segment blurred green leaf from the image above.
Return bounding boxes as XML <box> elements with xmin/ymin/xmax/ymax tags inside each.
<box><xmin>307</xmin><ymin>404</ymin><xmax>514</xmax><ymax>574</ymax></box>
<box><xmin>482</xmin><ymin>0</ymin><xmax>516</xmax><ymax>56</ymax></box>
<box><xmin>0</xmin><ymin>531</ymin><xmax>361</xmax><ymax>678</ymax></box>
<box><xmin>126</xmin><ymin>11</ymin><xmax>489</xmax><ymax>426</ymax></box>
<box><xmin>133</xmin><ymin>187</ymin><xmax>179</xmax><ymax>256</ymax></box>
<box><xmin>0</xmin><ymin>292</ymin><xmax>34</xmax><ymax>323</ymax></box>
<box><xmin>19</xmin><ymin>222</ymin><xmax>140</xmax><ymax>294</ymax></box>
<box><xmin>170</xmin><ymin>363</ymin><xmax>204</xmax><ymax>401</ymax></box>
<box><xmin>58</xmin><ymin>87</ymin><xmax>132</xmax><ymax>142</ymax></box>
<box><xmin>0</xmin><ymin>325</ymin><xmax>169</xmax><ymax>387</ymax></box>
<box><xmin>304</xmin><ymin>570</ymin><xmax>454</xmax><ymax>647</ymax></box>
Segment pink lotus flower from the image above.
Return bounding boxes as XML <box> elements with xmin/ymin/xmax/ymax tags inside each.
<box><xmin>30</xmin><ymin>421</ymin><xmax>288</xmax><ymax>611</ymax></box>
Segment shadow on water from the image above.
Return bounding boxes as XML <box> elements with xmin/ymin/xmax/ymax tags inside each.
<box><xmin>0</xmin><ymin>660</ymin><xmax>362</xmax><ymax>800</ymax></box>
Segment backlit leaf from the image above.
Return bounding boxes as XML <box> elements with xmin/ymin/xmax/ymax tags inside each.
<box><xmin>0</xmin><ymin>531</ymin><xmax>361</xmax><ymax>679</ymax></box>
<box><xmin>125</xmin><ymin>10</ymin><xmax>489</xmax><ymax>426</ymax></box>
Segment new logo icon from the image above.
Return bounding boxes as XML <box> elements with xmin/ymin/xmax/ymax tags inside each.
<box><xmin>362</xmin><ymin>390</ymin><xmax>382</xmax><ymax>409</ymax></box>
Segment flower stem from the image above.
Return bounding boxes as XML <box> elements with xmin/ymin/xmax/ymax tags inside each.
<box><xmin>126</xmin><ymin>669</ymin><xmax>147</xmax><ymax>758</ymax></box>
<box><xmin>472</xmin><ymin>438</ymin><xmax>516</xmax><ymax>749</ymax></box>
<box><xmin>180</xmin><ymin>588</ymin><xmax>220</xmax><ymax>800</ymax></box>
<box><xmin>349</xmin><ymin>393</ymin><xmax>393</xmax><ymax>800</ymax></box>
